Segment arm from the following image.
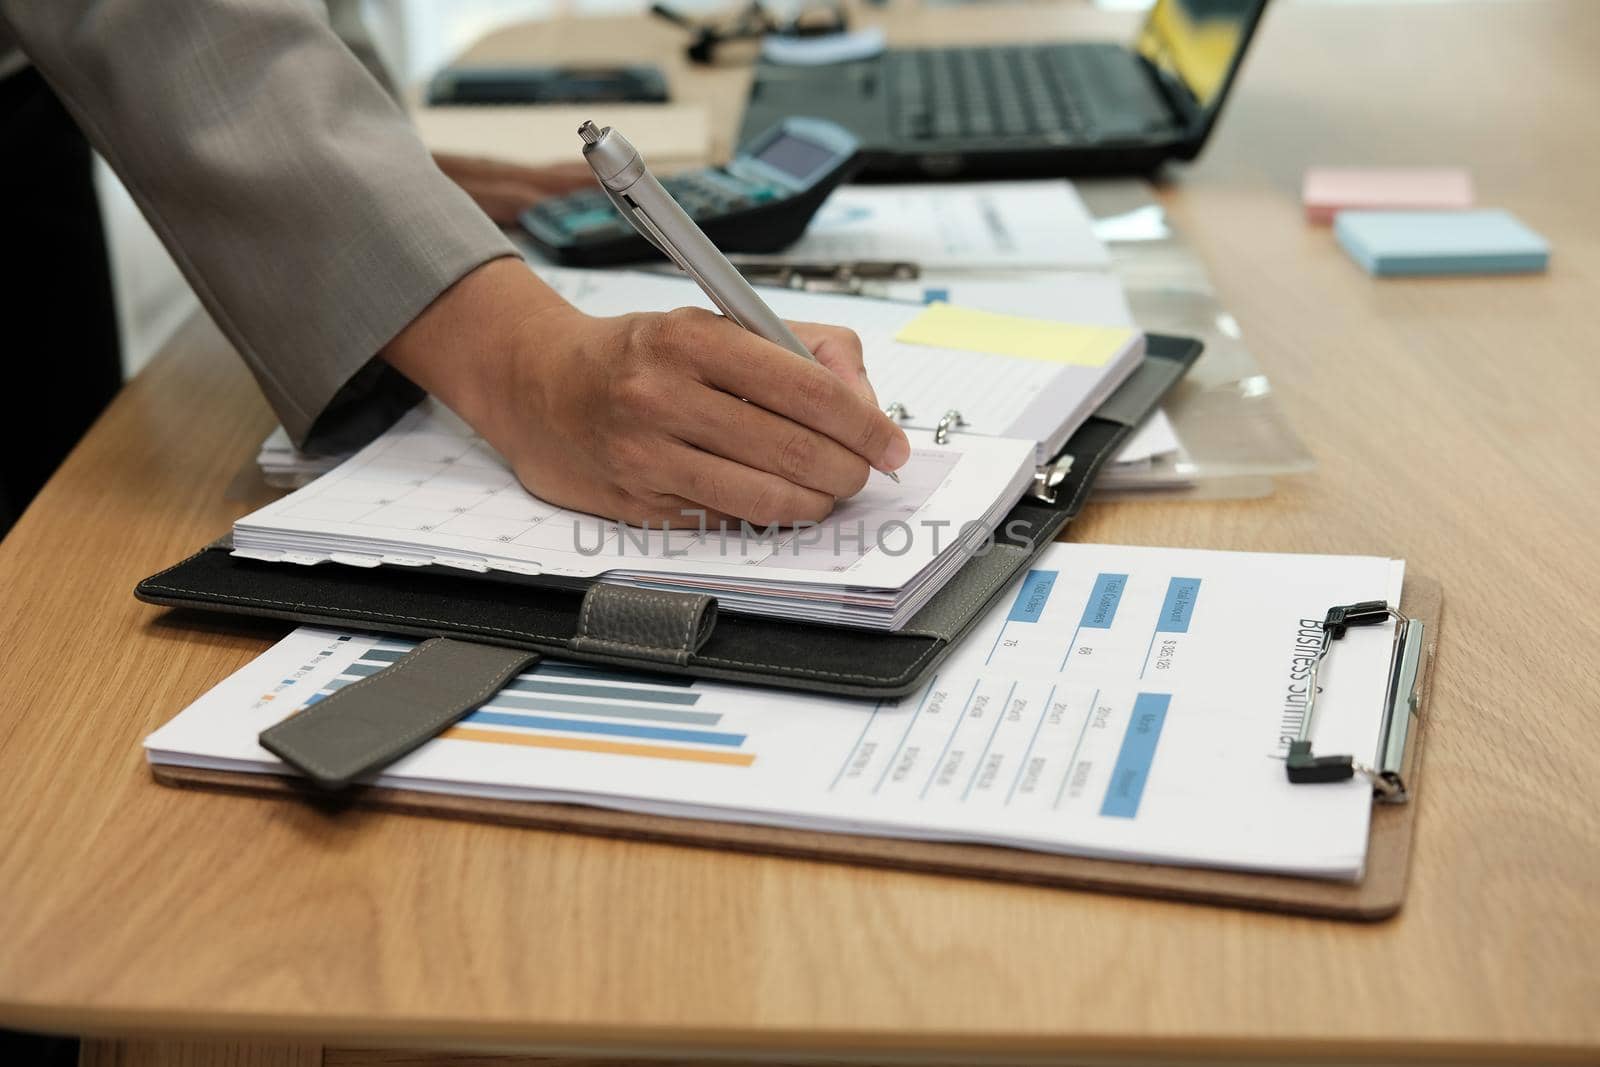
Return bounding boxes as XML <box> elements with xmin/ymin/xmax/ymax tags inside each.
<box><xmin>381</xmin><ymin>258</ymin><xmax>910</xmax><ymax>527</ymax></box>
<box><xmin>1</xmin><ymin>0</ymin><xmax>513</xmax><ymax>452</ymax></box>
<box><xmin>1</xmin><ymin>1</ymin><xmax>909</xmax><ymax>523</ymax></box>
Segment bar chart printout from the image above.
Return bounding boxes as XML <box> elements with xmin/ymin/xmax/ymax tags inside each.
<box><xmin>312</xmin><ymin>640</ymin><xmax>756</xmax><ymax>767</ymax></box>
<box><xmin>147</xmin><ymin>542</ymin><xmax>1406</xmax><ymax>879</ymax></box>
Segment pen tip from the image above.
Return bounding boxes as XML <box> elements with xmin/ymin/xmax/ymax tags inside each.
<box><xmin>884</xmin><ymin>470</ymin><xmax>901</xmax><ymax>483</ymax></box>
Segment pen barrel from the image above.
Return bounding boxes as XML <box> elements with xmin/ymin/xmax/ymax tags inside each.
<box><xmin>584</xmin><ymin>129</ymin><xmax>815</xmax><ymax>363</ymax></box>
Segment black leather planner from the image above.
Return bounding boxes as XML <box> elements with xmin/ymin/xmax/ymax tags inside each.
<box><xmin>140</xmin><ymin>334</ymin><xmax>1198</xmax><ymax>691</ymax></box>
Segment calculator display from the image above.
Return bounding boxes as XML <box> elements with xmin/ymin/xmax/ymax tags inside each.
<box><xmin>754</xmin><ymin>133</ymin><xmax>837</xmax><ymax>182</ymax></box>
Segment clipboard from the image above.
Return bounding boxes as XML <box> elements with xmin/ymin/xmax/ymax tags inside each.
<box><xmin>152</xmin><ymin>575</ymin><xmax>1442</xmax><ymax>920</ymax></box>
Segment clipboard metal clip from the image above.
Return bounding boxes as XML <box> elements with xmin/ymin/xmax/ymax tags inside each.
<box><xmin>1287</xmin><ymin>600</ymin><xmax>1425</xmax><ymax>804</ymax></box>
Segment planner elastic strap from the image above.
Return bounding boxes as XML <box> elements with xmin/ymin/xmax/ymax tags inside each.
<box><xmin>260</xmin><ymin>638</ymin><xmax>541</xmax><ymax>790</ymax></box>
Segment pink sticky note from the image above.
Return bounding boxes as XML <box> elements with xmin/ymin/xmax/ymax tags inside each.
<box><xmin>1302</xmin><ymin>167</ymin><xmax>1474</xmax><ymax>224</ymax></box>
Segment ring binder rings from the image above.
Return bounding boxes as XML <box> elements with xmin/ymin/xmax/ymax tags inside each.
<box><xmin>882</xmin><ymin>396</ymin><xmax>1077</xmax><ymax>504</ymax></box>
<box><xmin>933</xmin><ymin>408</ymin><xmax>968</xmax><ymax>444</ymax></box>
<box><xmin>1287</xmin><ymin>601</ymin><xmax>1425</xmax><ymax>801</ymax></box>
<box><xmin>884</xmin><ymin>402</ymin><xmax>968</xmax><ymax>446</ymax></box>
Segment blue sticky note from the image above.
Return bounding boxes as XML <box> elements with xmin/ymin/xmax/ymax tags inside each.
<box><xmin>1334</xmin><ymin>209</ymin><xmax>1549</xmax><ymax>276</ymax></box>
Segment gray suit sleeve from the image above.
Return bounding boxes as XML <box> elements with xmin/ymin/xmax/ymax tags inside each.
<box><xmin>0</xmin><ymin>0</ymin><xmax>519</xmax><ymax>451</ymax></box>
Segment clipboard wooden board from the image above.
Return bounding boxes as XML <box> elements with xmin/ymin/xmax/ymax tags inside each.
<box><xmin>153</xmin><ymin>576</ymin><xmax>1442</xmax><ymax>921</ymax></box>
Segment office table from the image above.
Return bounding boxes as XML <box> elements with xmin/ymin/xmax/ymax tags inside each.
<box><xmin>2</xmin><ymin>1</ymin><xmax>1597</xmax><ymax>1065</ymax></box>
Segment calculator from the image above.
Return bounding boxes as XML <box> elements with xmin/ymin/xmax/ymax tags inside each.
<box><xmin>518</xmin><ymin>116</ymin><xmax>863</xmax><ymax>267</ymax></box>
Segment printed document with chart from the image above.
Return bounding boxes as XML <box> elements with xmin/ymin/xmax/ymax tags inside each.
<box><xmin>231</xmin><ymin>269</ymin><xmax>1145</xmax><ymax>630</ymax></box>
<box><xmin>148</xmin><ymin>542</ymin><xmax>1406</xmax><ymax>879</ymax></box>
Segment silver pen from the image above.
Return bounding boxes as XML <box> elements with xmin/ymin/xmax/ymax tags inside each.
<box><xmin>578</xmin><ymin>120</ymin><xmax>898</xmax><ymax>483</ymax></box>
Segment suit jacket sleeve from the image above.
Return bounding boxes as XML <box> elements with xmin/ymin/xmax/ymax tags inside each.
<box><xmin>0</xmin><ymin>0</ymin><xmax>518</xmax><ymax>452</ymax></box>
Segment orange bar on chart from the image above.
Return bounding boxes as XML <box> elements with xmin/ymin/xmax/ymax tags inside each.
<box><xmin>443</xmin><ymin>726</ymin><xmax>757</xmax><ymax>766</ymax></box>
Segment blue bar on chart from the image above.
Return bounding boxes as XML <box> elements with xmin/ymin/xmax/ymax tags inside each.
<box><xmin>1157</xmin><ymin>577</ymin><xmax>1203</xmax><ymax>633</ymax></box>
<box><xmin>1100</xmin><ymin>692</ymin><xmax>1171</xmax><ymax>819</ymax></box>
<box><xmin>501</xmin><ymin>676</ymin><xmax>701</xmax><ymax>706</ymax></box>
<box><xmin>1078</xmin><ymin>573</ymin><xmax>1128</xmax><ymax>629</ymax></box>
<box><xmin>488</xmin><ymin>691</ymin><xmax>720</xmax><ymax>726</ymax></box>
<box><xmin>466</xmin><ymin>710</ymin><xmax>747</xmax><ymax>747</ymax></box>
<box><xmin>1006</xmin><ymin>570</ymin><xmax>1058</xmax><ymax>623</ymax></box>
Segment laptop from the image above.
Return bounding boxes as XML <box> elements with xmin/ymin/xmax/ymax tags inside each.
<box><xmin>736</xmin><ymin>0</ymin><xmax>1271</xmax><ymax>181</ymax></box>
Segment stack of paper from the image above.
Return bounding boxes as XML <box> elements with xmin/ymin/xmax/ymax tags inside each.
<box><xmin>148</xmin><ymin>542</ymin><xmax>1405</xmax><ymax>880</ymax></box>
<box><xmin>739</xmin><ymin>180</ymin><xmax>1112</xmax><ymax>271</ymax></box>
<box><xmin>234</xmin><ymin>402</ymin><xmax>1035</xmax><ymax>630</ymax></box>
<box><xmin>1097</xmin><ymin>410</ymin><xmax>1188</xmax><ymax>490</ymax></box>
<box><xmin>256</xmin><ymin>427</ymin><xmax>330</xmax><ymax>488</ymax></box>
<box><xmin>234</xmin><ymin>272</ymin><xmax>1146</xmax><ymax>629</ymax></box>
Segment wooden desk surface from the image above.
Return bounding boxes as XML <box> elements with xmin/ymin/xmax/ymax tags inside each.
<box><xmin>3</xmin><ymin>1</ymin><xmax>1598</xmax><ymax>1063</ymax></box>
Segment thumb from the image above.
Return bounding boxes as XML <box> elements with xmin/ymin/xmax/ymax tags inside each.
<box><xmin>788</xmin><ymin>320</ymin><xmax>878</xmax><ymax>406</ymax></box>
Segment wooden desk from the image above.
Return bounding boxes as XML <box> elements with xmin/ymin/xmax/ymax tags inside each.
<box><xmin>3</xmin><ymin>2</ymin><xmax>1597</xmax><ymax>1064</ymax></box>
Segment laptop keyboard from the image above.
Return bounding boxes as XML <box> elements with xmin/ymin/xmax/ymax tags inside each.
<box><xmin>888</xmin><ymin>44</ymin><xmax>1163</xmax><ymax>143</ymax></box>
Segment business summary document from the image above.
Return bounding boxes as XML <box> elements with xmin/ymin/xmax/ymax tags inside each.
<box><xmin>746</xmin><ymin>180</ymin><xmax>1112</xmax><ymax>270</ymax></box>
<box><xmin>148</xmin><ymin>543</ymin><xmax>1404</xmax><ymax>879</ymax></box>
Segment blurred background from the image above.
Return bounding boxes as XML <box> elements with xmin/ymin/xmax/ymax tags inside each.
<box><xmin>101</xmin><ymin>0</ymin><xmax>1490</xmax><ymax>381</ymax></box>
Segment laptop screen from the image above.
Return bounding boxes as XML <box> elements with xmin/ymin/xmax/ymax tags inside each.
<box><xmin>1135</xmin><ymin>0</ymin><xmax>1266</xmax><ymax>113</ymax></box>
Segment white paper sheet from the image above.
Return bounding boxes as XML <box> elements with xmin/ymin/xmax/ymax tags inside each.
<box><xmin>753</xmin><ymin>181</ymin><xmax>1111</xmax><ymax>270</ymax></box>
<box><xmin>233</xmin><ymin>400</ymin><xmax>1037</xmax><ymax>629</ymax></box>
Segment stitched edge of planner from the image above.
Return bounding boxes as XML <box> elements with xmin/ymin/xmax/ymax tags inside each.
<box><xmin>134</xmin><ymin>411</ymin><xmax>1126</xmax><ymax>689</ymax></box>
<box><xmin>136</xmin><ymin>350</ymin><xmax>1172</xmax><ymax>691</ymax></box>
<box><xmin>575</xmin><ymin>586</ymin><xmax>711</xmax><ymax>658</ymax></box>
<box><xmin>136</xmin><ymin>579</ymin><xmax>946</xmax><ymax>686</ymax></box>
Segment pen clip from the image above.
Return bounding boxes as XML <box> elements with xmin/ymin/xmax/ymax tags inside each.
<box><xmin>605</xmin><ymin>186</ymin><xmax>751</xmax><ymax>328</ymax></box>
<box><xmin>599</xmin><ymin>184</ymin><xmax>676</xmax><ymax>264</ymax></box>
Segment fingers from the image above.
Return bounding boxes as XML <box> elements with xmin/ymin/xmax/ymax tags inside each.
<box><xmin>434</xmin><ymin>153</ymin><xmax>597</xmax><ymax>192</ymax></box>
<box><xmin>644</xmin><ymin>440</ymin><xmax>836</xmax><ymax>528</ymax></box>
<box><xmin>435</xmin><ymin>154</ymin><xmax>600</xmax><ymax>223</ymax></box>
<box><xmin>789</xmin><ymin>320</ymin><xmax>877</xmax><ymax>405</ymax></box>
<box><xmin>713</xmin><ymin>352</ymin><xmax>909</xmax><ymax>476</ymax></box>
<box><xmin>652</xmin><ymin>311</ymin><xmax>909</xmax><ymax>475</ymax></box>
<box><xmin>459</xmin><ymin>179</ymin><xmax>545</xmax><ymax>225</ymax></box>
<box><xmin>668</xmin><ymin>387</ymin><xmax>872</xmax><ymax>500</ymax></box>
<box><xmin>521</xmin><ymin>160</ymin><xmax>604</xmax><ymax>194</ymax></box>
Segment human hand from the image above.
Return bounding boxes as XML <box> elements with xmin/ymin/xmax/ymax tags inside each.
<box><xmin>382</xmin><ymin>259</ymin><xmax>910</xmax><ymax>527</ymax></box>
<box><xmin>432</xmin><ymin>153</ymin><xmax>596</xmax><ymax>225</ymax></box>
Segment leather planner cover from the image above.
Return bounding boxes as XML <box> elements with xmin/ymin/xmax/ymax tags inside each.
<box><xmin>136</xmin><ymin>334</ymin><xmax>1202</xmax><ymax>698</ymax></box>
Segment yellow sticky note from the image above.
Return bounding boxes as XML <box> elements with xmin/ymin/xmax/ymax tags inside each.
<box><xmin>894</xmin><ymin>303</ymin><xmax>1134</xmax><ymax>367</ymax></box>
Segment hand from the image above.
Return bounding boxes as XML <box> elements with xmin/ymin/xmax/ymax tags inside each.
<box><xmin>382</xmin><ymin>259</ymin><xmax>911</xmax><ymax>527</ymax></box>
<box><xmin>433</xmin><ymin>153</ymin><xmax>596</xmax><ymax>225</ymax></box>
